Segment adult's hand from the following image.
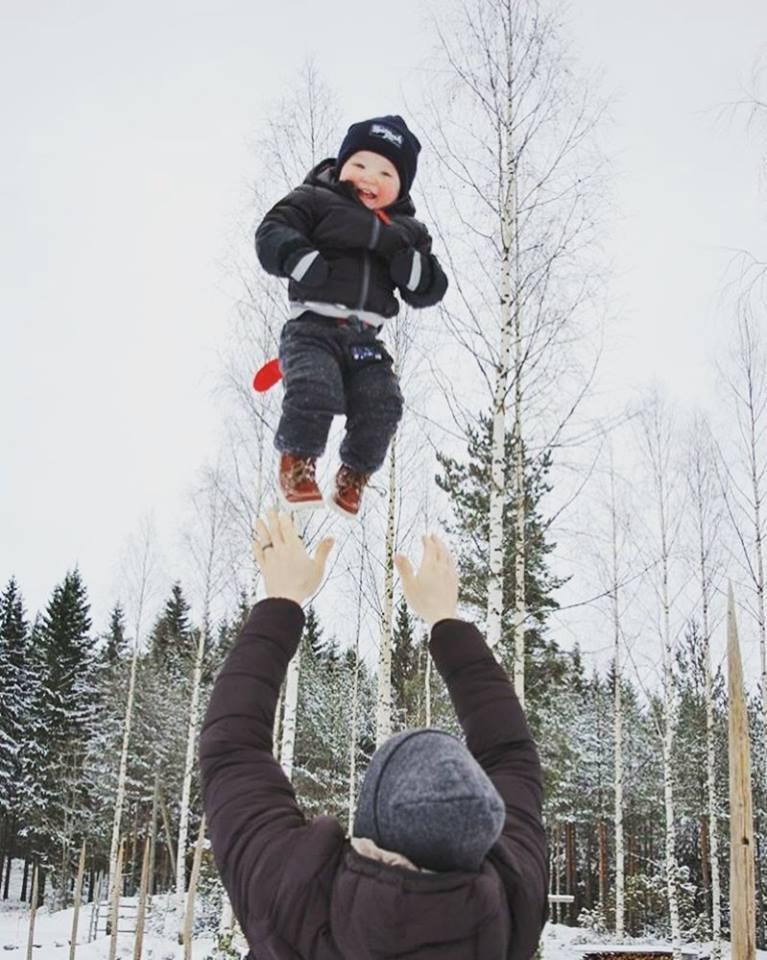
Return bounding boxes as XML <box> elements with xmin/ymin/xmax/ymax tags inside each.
<box><xmin>394</xmin><ymin>534</ymin><xmax>458</xmax><ymax>626</ymax></box>
<box><xmin>253</xmin><ymin>510</ymin><xmax>334</xmax><ymax>605</ymax></box>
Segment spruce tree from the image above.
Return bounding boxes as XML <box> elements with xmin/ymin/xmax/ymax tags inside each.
<box><xmin>391</xmin><ymin>600</ymin><xmax>420</xmax><ymax>730</ymax></box>
<box><xmin>31</xmin><ymin>571</ymin><xmax>95</xmax><ymax>893</ymax></box>
<box><xmin>103</xmin><ymin>603</ymin><xmax>128</xmax><ymax>665</ymax></box>
<box><xmin>0</xmin><ymin>578</ymin><xmax>29</xmax><ymax>813</ymax></box>
<box><xmin>436</xmin><ymin>412</ymin><xmax>570</xmax><ymax>723</ymax></box>
<box><xmin>149</xmin><ymin>582</ymin><xmax>194</xmax><ymax>675</ymax></box>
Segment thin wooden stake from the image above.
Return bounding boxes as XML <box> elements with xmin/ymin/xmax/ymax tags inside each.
<box><xmin>26</xmin><ymin>863</ymin><xmax>39</xmax><ymax>960</ymax></box>
<box><xmin>183</xmin><ymin>816</ymin><xmax>207</xmax><ymax>960</ymax></box>
<box><xmin>108</xmin><ymin>840</ymin><xmax>124</xmax><ymax>960</ymax></box>
<box><xmin>69</xmin><ymin>841</ymin><xmax>87</xmax><ymax>960</ymax></box>
<box><xmin>727</xmin><ymin>585</ymin><xmax>756</xmax><ymax>960</ymax></box>
<box><xmin>133</xmin><ymin>837</ymin><xmax>151</xmax><ymax>960</ymax></box>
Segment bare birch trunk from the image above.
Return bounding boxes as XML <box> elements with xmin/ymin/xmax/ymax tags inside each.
<box><xmin>279</xmin><ymin>515</ymin><xmax>310</xmax><ymax>777</ymax></box>
<box><xmin>376</xmin><ymin>437</ymin><xmax>397</xmax><ymax>746</ymax></box>
<box><xmin>280</xmin><ymin>646</ymin><xmax>301</xmax><ymax>778</ymax></box>
<box><xmin>609</xmin><ymin>463</ymin><xmax>625</xmax><ymax>936</ymax></box>
<box><xmin>176</xmin><ymin>627</ymin><xmax>207</xmax><ymax>929</ymax></box>
<box><xmin>689</xmin><ymin>427</ymin><xmax>722</xmax><ymax>958</ymax></box>
<box><xmin>660</xmin><ymin>543</ymin><xmax>681</xmax><ymax>960</ymax></box>
<box><xmin>108</xmin><ymin>841</ymin><xmax>123</xmax><ymax>960</ymax></box>
<box><xmin>642</xmin><ymin>399</ymin><xmax>681</xmax><ymax>960</ymax></box>
<box><xmin>348</xmin><ymin>549</ymin><xmax>364</xmax><ymax>827</ymax></box>
<box><xmin>68</xmin><ymin>841</ymin><xmax>86</xmax><ymax>960</ymax></box>
<box><xmin>486</xmin><ymin>38</ymin><xmax>517</xmax><ymax>659</ymax></box>
<box><xmin>133</xmin><ymin>837</ymin><xmax>151</xmax><ymax>960</ymax></box>
<box><xmin>273</xmin><ymin>685</ymin><xmax>284</xmax><ymax>762</ymax></box>
<box><xmin>727</xmin><ymin>586</ymin><xmax>756</xmax><ymax>960</ymax></box>
<box><xmin>424</xmin><ymin>653</ymin><xmax>432</xmax><ymax>727</ymax></box>
<box><xmin>182</xmin><ymin>816</ymin><xmax>206</xmax><ymax>960</ymax></box>
<box><xmin>26</xmin><ymin>864</ymin><xmax>38</xmax><ymax>960</ymax></box>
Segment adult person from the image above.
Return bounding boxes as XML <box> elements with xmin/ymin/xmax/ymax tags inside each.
<box><xmin>199</xmin><ymin>510</ymin><xmax>548</xmax><ymax>959</ymax></box>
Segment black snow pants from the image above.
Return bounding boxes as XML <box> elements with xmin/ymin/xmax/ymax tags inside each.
<box><xmin>275</xmin><ymin>313</ymin><xmax>404</xmax><ymax>475</ymax></box>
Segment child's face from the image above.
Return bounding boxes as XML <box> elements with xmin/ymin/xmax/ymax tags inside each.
<box><xmin>339</xmin><ymin>150</ymin><xmax>401</xmax><ymax>210</ymax></box>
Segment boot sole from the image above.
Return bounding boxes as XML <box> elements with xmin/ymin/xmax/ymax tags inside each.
<box><xmin>328</xmin><ymin>495</ymin><xmax>359</xmax><ymax>521</ymax></box>
<box><xmin>276</xmin><ymin>486</ymin><xmax>325</xmax><ymax>512</ymax></box>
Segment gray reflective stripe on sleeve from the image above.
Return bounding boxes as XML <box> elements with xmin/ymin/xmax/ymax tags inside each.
<box><xmin>406</xmin><ymin>252</ymin><xmax>422</xmax><ymax>291</ymax></box>
<box><xmin>290</xmin><ymin>250</ymin><xmax>320</xmax><ymax>282</ymax></box>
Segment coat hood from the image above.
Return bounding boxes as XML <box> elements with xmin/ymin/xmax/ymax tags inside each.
<box><xmin>331</xmin><ymin>845</ymin><xmax>511</xmax><ymax>959</ymax></box>
<box><xmin>304</xmin><ymin>157</ymin><xmax>418</xmax><ymax>217</ymax></box>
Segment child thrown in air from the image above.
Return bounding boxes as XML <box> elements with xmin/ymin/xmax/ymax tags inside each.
<box><xmin>255</xmin><ymin>115</ymin><xmax>448</xmax><ymax>517</ymax></box>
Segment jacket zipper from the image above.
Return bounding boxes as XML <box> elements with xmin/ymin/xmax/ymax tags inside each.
<box><xmin>358</xmin><ymin>216</ymin><xmax>381</xmax><ymax>310</ymax></box>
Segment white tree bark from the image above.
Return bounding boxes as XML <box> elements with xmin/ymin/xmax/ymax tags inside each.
<box><xmin>175</xmin><ymin>626</ymin><xmax>206</xmax><ymax>928</ymax></box>
<box><xmin>376</xmin><ymin>437</ymin><xmax>397</xmax><ymax>746</ymax></box>
<box><xmin>609</xmin><ymin>462</ymin><xmax>625</xmax><ymax>937</ymax></box>
<box><xmin>348</xmin><ymin>550</ymin><xmax>364</xmax><ymax>828</ymax></box>
<box><xmin>280</xmin><ymin>643</ymin><xmax>301</xmax><ymax>778</ymax></box>
<box><xmin>109</xmin><ymin>525</ymin><xmax>154</xmax><ymax>907</ymax></box>
<box><xmin>641</xmin><ymin>399</ymin><xmax>681</xmax><ymax>960</ymax></box>
<box><xmin>177</xmin><ymin>474</ymin><xmax>228</xmax><ymax>934</ymax></box>
<box><xmin>487</xmin><ymin>30</ymin><xmax>518</xmax><ymax>661</ymax></box>
<box><xmin>688</xmin><ymin>421</ymin><xmax>722</xmax><ymax>958</ymax></box>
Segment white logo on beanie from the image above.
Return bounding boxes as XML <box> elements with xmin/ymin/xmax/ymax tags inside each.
<box><xmin>370</xmin><ymin>123</ymin><xmax>404</xmax><ymax>148</ymax></box>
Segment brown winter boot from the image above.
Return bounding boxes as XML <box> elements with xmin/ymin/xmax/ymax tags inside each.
<box><xmin>331</xmin><ymin>464</ymin><xmax>371</xmax><ymax>518</ymax></box>
<box><xmin>277</xmin><ymin>454</ymin><xmax>323</xmax><ymax>510</ymax></box>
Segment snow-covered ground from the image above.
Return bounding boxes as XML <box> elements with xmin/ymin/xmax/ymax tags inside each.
<box><xmin>1</xmin><ymin>856</ymin><xmax>764</xmax><ymax>960</ymax></box>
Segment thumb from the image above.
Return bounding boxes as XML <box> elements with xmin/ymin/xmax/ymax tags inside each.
<box><xmin>314</xmin><ymin>538</ymin><xmax>335</xmax><ymax>572</ymax></box>
<box><xmin>394</xmin><ymin>554</ymin><xmax>414</xmax><ymax>587</ymax></box>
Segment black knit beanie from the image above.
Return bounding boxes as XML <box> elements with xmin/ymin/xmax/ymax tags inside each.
<box><xmin>336</xmin><ymin>115</ymin><xmax>421</xmax><ymax>198</ymax></box>
<box><xmin>353</xmin><ymin>729</ymin><xmax>506</xmax><ymax>872</ymax></box>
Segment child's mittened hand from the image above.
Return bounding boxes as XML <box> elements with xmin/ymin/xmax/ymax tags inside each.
<box><xmin>284</xmin><ymin>248</ymin><xmax>330</xmax><ymax>287</ymax></box>
<box><xmin>389</xmin><ymin>248</ymin><xmax>433</xmax><ymax>295</ymax></box>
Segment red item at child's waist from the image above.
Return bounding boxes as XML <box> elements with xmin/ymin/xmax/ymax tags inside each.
<box><xmin>253</xmin><ymin>358</ymin><xmax>282</xmax><ymax>392</ymax></box>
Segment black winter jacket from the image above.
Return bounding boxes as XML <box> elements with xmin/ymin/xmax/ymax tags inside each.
<box><xmin>200</xmin><ymin>599</ymin><xmax>549</xmax><ymax>960</ymax></box>
<box><xmin>255</xmin><ymin>159</ymin><xmax>448</xmax><ymax>319</ymax></box>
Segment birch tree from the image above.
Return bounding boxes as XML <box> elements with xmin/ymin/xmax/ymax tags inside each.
<box><xmin>638</xmin><ymin>395</ymin><xmax>683</xmax><ymax>960</ymax></box>
<box><xmin>176</xmin><ymin>471</ymin><xmax>230</xmax><ymax>934</ymax></box>
<box><xmin>108</xmin><ymin>519</ymin><xmax>157</xmax><ymax>911</ymax></box>
<box><xmin>422</xmin><ymin>0</ymin><xmax>605</xmax><ymax>701</ymax></box>
<box><xmin>686</xmin><ymin>415</ymin><xmax>723</xmax><ymax>958</ymax></box>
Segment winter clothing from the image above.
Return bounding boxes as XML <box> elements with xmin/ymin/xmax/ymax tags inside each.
<box><xmin>353</xmin><ymin>728</ymin><xmax>506</xmax><ymax>872</ymax></box>
<box><xmin>336</xmin><ymin>115</ymin><xmax>421</xmax><ymax>198</ymax></box>
<box><xmin>200</xmin><ymin>599</ymin><xmax>548</xmax><ymax>960</ymax></box>
<box><xmin>331</xmin><ymin>464</ymin><xmax>371</xmax><ymax>517</ymax></box>
<box><xmin>275</xmin><ymin>314</ymin><xmax>404</xmax><ymax>475</ymax></box>
<box><xmin>277</xmin><ymin>454</ymin><xmax>323</xmax><ymax>510</ymax></box>
<box><xmin>255</xmin><ymin>158</ymin><xmax>448</xmax><ymax>321</ymax></box>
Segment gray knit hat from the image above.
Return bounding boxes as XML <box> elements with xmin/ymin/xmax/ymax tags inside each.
<box><xmin>353</xmin><ymin>728</ymin><xmax>505</xmax><ymax>872</ymax></box>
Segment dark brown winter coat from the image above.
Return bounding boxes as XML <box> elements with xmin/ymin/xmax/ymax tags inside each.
<box><xmin>199</xmin><ymin>599</ymin><xmax>548</xmax><ymax>960</ymax></box>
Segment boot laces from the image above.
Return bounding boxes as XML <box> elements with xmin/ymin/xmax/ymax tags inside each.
<box><xmin>289</xmin><ymin>458</ymin><xmax>317</xmax><ymax>485</ymax></box>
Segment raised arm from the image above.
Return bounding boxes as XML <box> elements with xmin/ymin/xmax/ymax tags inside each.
<box><xmin>199</xmin><ymin>512</ymin><xmax>336</xmax><ymax>942</ymax></box>
<box><xmin>395</xmin><ymin>535</ymin><xmax>548</xmax><ymax>960</ymax></box>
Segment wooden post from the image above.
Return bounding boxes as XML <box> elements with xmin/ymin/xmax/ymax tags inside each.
<box><xmin>727</xmin><ymin>584</ymin><xmax>756</xmax><ymax>960</ymax></box>
<box><xmin>133</xmin><ymin>837</ymin><xmax>151</xmax><ymax>960</ymax></box>
<box><xmin>182</xmin><ymin>816</ymin><xmax>206</xmax><ymax>960</ymax></box>
<box><xmin>108</xmin><ymin>840</ymin><xmax>124</xmax><ymax>960</ymax></box>
<box><xmin>69</xmin><ymin>841</ymin><xmax>87</xmax><ymax>960</ymax></box>
<box><xmin>26</xmin><ymin>863</ymin><xmax>39</xmax><ymax>960</ymax></box>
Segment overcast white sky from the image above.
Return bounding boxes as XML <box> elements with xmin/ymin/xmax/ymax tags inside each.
<box><xmin>1</xmin><ymin>0</ymin><xmax>765</xmax><ymax>642</ymax></box>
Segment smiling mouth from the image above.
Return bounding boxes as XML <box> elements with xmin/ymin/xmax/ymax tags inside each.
<box><xmin>358</xmin><ymin>189</ymin><xmax>377</xmax><ymax>202</ymax></box>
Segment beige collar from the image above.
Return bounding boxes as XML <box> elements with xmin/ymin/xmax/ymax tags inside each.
<box><xmin>351</xmin><ymin>837</ymin><xmax>433</xmax><ymax>873</ymax></box>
